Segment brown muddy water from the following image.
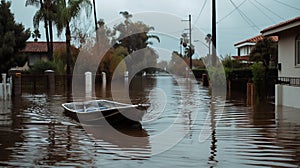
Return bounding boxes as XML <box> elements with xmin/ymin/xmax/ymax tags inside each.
<box><xmin>0</xmin><ymin>75</ymin><xmax>300</xmax><ymax>167</ymax></box>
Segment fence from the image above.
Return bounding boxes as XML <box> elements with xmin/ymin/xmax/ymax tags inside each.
<box><xmin>14</xmin><ymin>72</ymin><xmax>104</xmax><ymax>95</ymax></box>
<box><xmin>277</xmin><ymin>77</ymin><xmax>300</xmax><ymax>86</ymax></box>
<box><xmin>0</xmin><ymin>73</ymin><xmax>12</xmax><ymax>100</ymax></box>
<box><xmin>21</xmin><ymin>73</ymin><xmax>74</xmax><ymax>94</ymax></box>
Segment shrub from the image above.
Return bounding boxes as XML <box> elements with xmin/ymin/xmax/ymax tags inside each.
<box><xmin>30</xmin><ymin>61</ymin><xmax>56</xmax><ymax>73</ymax></box>
<box><xmin>207</xmin><ymin>65</ymin><xmax>226</xmax><ymax>87</ymax></box>
<box><xmin>251</xmin><ymin>62</ymin><xmax>266</xmax><ymax>100</ymax></box>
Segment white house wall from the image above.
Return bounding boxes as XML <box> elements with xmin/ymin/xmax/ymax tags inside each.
<box><xmin>278</xmin><ymin>31</ymin><xmax>300</xmax><ymax>77</ymax></box>
<box><xmin>276</xmin><ymin>84</ymin><xmax>300</xmax><ymax>108</ymax></box>
<box><xmin>239</xmin><ymin>46</ymin><xmax>252</xmax><ymax>56</ymax></box>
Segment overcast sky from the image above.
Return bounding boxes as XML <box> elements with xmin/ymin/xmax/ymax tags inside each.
<box><xmin>9</xmin><ymin>0</ymin><xmax>300</xmax><ymax>57</ymax></box>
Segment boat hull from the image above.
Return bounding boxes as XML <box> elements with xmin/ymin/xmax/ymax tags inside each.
<box><xmin>62</xmin><ymin>100</ymin><xmax>148</xmax><ymax>127</ymax></box>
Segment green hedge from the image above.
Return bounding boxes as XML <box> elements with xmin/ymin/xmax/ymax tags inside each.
<box><xmin>226</xmin><ymin>67</ymin><xmax>277</xmax><ymax>81</ymax></box>
<box><xmin>30</xmin><ymin>61</ymin><xmax>57</xmax><ymax>74</ymax></box>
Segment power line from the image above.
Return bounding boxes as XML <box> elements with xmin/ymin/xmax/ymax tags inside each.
<box><xmin>229</xmin><ymin>0</ymin><xmax>260</xmax><ymax>32</ymax></box>
<box><xmin>217</xmin><ymin>0</ymin><xmax>247</xmax><ymax>24</ymax></box>
<box><xmin>249</xmin><ymin>0</ymin><xmax>276</xmax><ymax>23</ymax></box>
<box><xmin>273</xmin><ymin>0</ymin><xmax>300</xmax><ymax>12</ymax></box>
<box><xmin>194</xmin><ymin>0</ymin><xmax>208</xmax><ymax>25</ymax></box>
<box><xmin>253</xmin><ymin>0</ymin><xmax>285</xmax><ymax>20</ymax></box>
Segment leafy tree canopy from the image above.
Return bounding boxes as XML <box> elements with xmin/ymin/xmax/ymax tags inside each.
<box><xmin>0</xmin><ymin>0</ymin><xmax>31</xmax><ymax>73</ymax></box>
<box><xmin>249</xmin><ymin>37</ymin><xmax>278</xmax><ymax>68</ymax></box>
<box><xmin>112</xmin><ymin>11</ymin><xmax>160</xmax><ymax>54</ymax></box>
<box><xmin>87</xmin><ymin>12</ymin><xmax>160</xmax><ymax>78</ymax></box>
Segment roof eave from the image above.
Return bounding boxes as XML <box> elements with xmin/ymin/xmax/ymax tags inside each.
<box><xmin>261</xmin><ymin>21</ymin><xmax>300</xmax><ymax>36</ymax></box>
<box><xmin>234</xmin><ymin>42</ymin><xmax>255</xmax><ymax>48</ymax></box>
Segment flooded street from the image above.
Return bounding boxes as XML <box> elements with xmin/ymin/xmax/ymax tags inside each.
<box><xmin>1</xmin><ymin>75</ymin><xmax>300</xmax><ymax>167</ymax></box>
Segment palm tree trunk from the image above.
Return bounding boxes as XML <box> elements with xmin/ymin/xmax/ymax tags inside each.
<box><xmin>49</xmin><ymin>19</ymin><xmax>54</xmax><ymax>61</ymax></box>
<box><xmin>65</xmin><ymin>22</ymin><xmax>71</xmax><ymax>75</ymax></box>
<box><xmin>40</xmin><ymin>0</ymin><xmax>51</xmax><ymax>60</ymax></box>
<box><xmin>65</xmin><ymin>21</ymin><xmax>72</xmax><ymax>89</ymax></box>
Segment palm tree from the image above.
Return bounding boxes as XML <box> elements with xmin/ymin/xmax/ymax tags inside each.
<box><xmin>44</xmin><ymin>0</ymin><xmax>56</xmax><ymax>60</ymax></box>
<box><xmin>32</xmin><ymin>29</ymin><xmax>41</xmax><ymax>42</ymax></box>
<box><xmin>114</xmin><ymin>11</ymin><xmax>160</xmax><ymax>54</ymax></box>
<box><xmin>205</xmin><ymin>34</ymin><xmax>212</xmax><ymax>56</ymax></box>
<box><xmin>25</xmin><ymin>0</ymin><xmax>56</xmax><ymax>61</ymax></box>
<box><xmin>55</xmin><ymin>0</ymin><xmax>92</xmax><ymax>75</ymax></box>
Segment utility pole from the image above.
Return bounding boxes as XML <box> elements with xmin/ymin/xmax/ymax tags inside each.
<box><xmin>182</xmin><ymin>15</ymin><xmax>193</xmax><ymax>69</ymax></box>
<box><xmin>93</xmin><ymin>0</ymin><xmax>98</xmax><ymax>31</ymax></box>
<box><xmin>212</xmin><ymin>0</ymin><xmax>217</xmax><ymax>66</ymax></box>
<box><xmin>189</xmin><ymin>14</ymin><xmax>192</xmax><ymax>69</ymax></box>
<box><xmin>93</xmin><ymin>0</ymin><xmax>100</xmax><ymax>45</ymax></box>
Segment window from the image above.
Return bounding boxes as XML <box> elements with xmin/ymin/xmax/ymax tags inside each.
<box><xmin>296</xmin><ymin>35</ymin><xmax>300</xmax><ymax>65</ymax></box>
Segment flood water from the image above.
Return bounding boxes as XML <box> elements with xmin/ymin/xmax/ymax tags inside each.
<box><xmin>1</xmin><ymin>75</ymin><xmax>300</xmax><ymax>167</ymax></box>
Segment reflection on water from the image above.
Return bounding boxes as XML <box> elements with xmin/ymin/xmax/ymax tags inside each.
<box><xmin>0</xmin><ymin>75</ymin><xmax>300</xmax><ymax>167</ymax></box>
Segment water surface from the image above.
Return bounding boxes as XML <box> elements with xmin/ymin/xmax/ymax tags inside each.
<box><xmin>0</xmin><ymin>75</ymin><xmax>300</xmax><ymax>167</ymax></box>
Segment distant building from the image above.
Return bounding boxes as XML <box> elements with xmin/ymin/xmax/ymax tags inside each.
<box><xmin>233</xmin><ymin>35</ymin><xmax>278</xmax><ymax>62</ymax></box>
<box><xmin>261</xmin><ymin>16</ymin><xmax>300</xmax><ymax>108</ymax></box>
<box><xmin>21</xmin><ymin>41</ymin><xmax>66</xmax><ymax>66</ymax></box>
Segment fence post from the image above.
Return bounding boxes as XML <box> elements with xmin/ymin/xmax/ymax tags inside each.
<box><xmin>45</xmin><ymin>70</ymin><xmax>55</xmax><ymax>94</ymax></box>
<box><xmin>2</xmin><ymin>73</ymin><xmax>6</xmax><ymax>100</ymax></box>
<box><xmin>9</xmin><ymin>70</ymin><xmax>22</xmax><ymax>96</ymax></box>
<box><xmin>102</xmin><ymin>72</ymin><xmax>106</xmax><ymax>85</ymax></box>
<box><xmin>247</xmin><ymin>82</ymin><xmax>254</xmax><ymax>106</ymax></box>
<box><xmin>102</xmin><ymin>72</ymin><xmax>107</xmax><ymax>98</ymax></box>
<box><xmin>275</xmin><ymin>84</ymin><xmax>282</xmax><ymax>106</ymax></box>
<box><xmin>202</xmin><ymin>74</ymin><xmax>209</xmax><ymax>86</ymax></box>
<box><xmin>85</xmin><ymin>72</ymin><xmax>92</xmax><ymax>100</ymax></box>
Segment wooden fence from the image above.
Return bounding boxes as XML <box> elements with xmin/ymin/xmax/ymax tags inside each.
<box><xmin>17</xmin><ymin>73</ymin><xmax>103</xmax><ymax>95</ymax></box>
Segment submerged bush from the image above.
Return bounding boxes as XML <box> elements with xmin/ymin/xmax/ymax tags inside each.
<box><xmin>251</xmin><ymin>62</ymin><xmax>266</xmax><ymax>100</ymax></box>
<box><xmin>30</xmin><ymin>61</ymin><xmax>56</xmax><ymax>73</ymax></box>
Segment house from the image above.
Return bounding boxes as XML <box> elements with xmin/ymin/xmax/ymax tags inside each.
<box><xmin>261</xmin><ymin>16</ymin><xmax>300</xmax><ymax>108</ymax></box>
<box><xmin>233</xmin><ymin>35</ymin><xmax>278</xmax><ymax>62</ymax></box>
<box><xmin>21</xmin><ymin>41</ymin><xmax>66</xmax><ymax>66</ymax></box>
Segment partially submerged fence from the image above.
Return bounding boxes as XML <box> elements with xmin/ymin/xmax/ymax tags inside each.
<box><xmin>0</xmin><ymin>73</ymin><xmax>11</xmax><ymax>100</ymax></box>
<box><xmin>277</xmin><ymin>77</ymin><xmax>300</xmax><ymax>86</ymax></box>
<box><xmin>9</xmin><ymin>71</ymin><xmax>105</xmax><ymax>95</ymax></box>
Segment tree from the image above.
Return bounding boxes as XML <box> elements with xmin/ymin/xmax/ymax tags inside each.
<box><xmin>180</xmin><ymin>32</ymin><xmax>194</xmax><ymax>59</ymax></box>
<box><xmin>32</xmin><ymin>28</ymin><xmax>41</xmax><ymax>41</ymax></box>
<box><xmin>0</xmin><ymin>0</ymin><xmax>31</xmax><ymax>73</ymax></box>
<box><xmin>25</xmin><ymin>0</ymin><xmax>56</xmax><ymax>61</ymax></box>
<box><xmin>249</xmin><ymin>37</ymin><xmax>277</xmax><ymax>101</ymax></box>
<box><xmin>55</xmin><ymin>0</ymin><xmax>92</xmax><ymax>75</ymax></box>
<box><xmin>111</xmin><ymin>11</ymin><xmax>160</xmax><ymax>77</ymax></box>
<box><xmin>113</xmin><ymin>11</ymin><xmax>160</xmax><ymax>54</ymax></box>
<box><xmin>205</xmin><ymin>34</ymin><xmax>212</xmax><ymax>56</ymax></box>
<box><xmin>249</xmin><ymin>37</ymin><xmax>278</xmax><ymax>68</ymax></box>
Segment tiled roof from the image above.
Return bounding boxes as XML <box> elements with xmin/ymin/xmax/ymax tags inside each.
<box><xmin>261</xmin><ymin>16</ymin><xmax>300</xmax><ymax>34</ymax></box>
<box><xmin>234</xmin><ymin>35</ymin><xmax>278</xmax><ymax>47</ymax></box>
<box><xmin>22</xmin><ymin>41</ymin><xmax>66</xmax><ymax>53</ymax></box>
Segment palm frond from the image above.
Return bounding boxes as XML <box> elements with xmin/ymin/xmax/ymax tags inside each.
<box><xmin>148</xmin><ymin>35</ymin><xmax>160</xmax><ymax>43</ymax></box>
<box><xmin>54</xmin><ymin>0</ymin><xmax>91</xmax><ymax>37</ymax></box>
<box><xmin>33</xmin><ymin>9</ymin><xmax>45</xmax><ymax>28</ymax></box>
<box><xmin>25</xmin><ymin>0</ymin><xmax>40</xmax><ymax>7</ymax></box>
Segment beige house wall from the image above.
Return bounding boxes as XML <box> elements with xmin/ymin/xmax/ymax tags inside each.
<box><xmin>278</xmin><ymin>30</ymin><xmax>300</xmax><ymax>77</ymax></box>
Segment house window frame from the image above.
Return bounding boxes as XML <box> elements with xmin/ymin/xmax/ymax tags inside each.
<box><xmin>296</xmin><ymin>35</ymin><xmax>300</xmax><ymax>67</ymax></box>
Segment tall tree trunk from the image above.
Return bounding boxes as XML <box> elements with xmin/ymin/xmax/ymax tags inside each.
<box><xmin>40</xmin><ymin>0</ymin><xmax>51</xmax><ymax>60</ymax></box>
<box><xmin>49</xmin><ymin>19</ymin><xmax>54</xmax><ymax>61</ymax></box>
<box><xmin>65</xmin><ymin>22</ymin><xmax>72</xmax><ymax>89</ymax></box>
<box><xmin>45</xmin><ymin>0</ymin><xmax>53</xmax><ymax>61</ymax></box>
<box><xmin>65</xmin><ymin>22</ymin><xmax>71</xmax><ymax>75</ymax></box>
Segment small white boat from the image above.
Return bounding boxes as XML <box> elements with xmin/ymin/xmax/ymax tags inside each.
<box><xmin>62</xmin><ymin>99</ymin><xmax>149</xmax><ymax>127</ymax></box>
